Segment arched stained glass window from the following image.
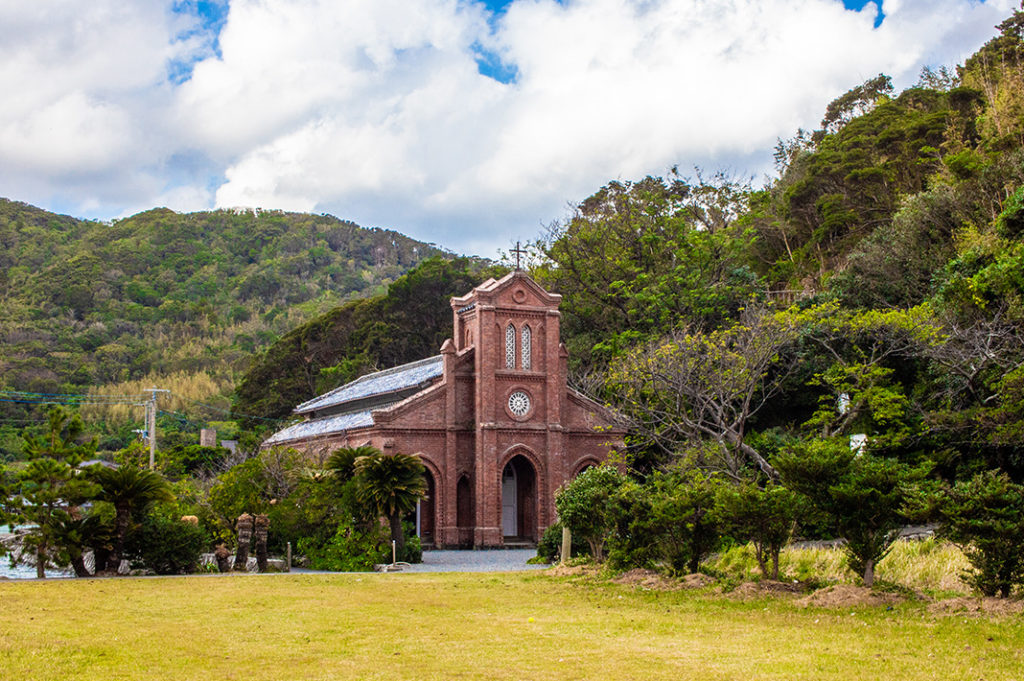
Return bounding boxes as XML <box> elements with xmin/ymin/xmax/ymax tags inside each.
<box><xmin>505</xmin><ymin>324</ymin><xmax>516</xmax><ymax>369</ymax></box>
<box><xmin>521</xmin><ymin>325</ymin><xmax>531</xmax><ymax>370</ymax></box>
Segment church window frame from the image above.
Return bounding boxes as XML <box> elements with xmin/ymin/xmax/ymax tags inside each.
<box><xmin>505</xmin><ymin>323</ymin><xmax>516</xmax><ymax>369</ymax></box>
<box><xmin>506</xmin><ymin>389</ymin><xmax>532</xmax><ymax>420</ymax></box>
<box><xmin>521</xmin><ymin>324</ymin><xmax>531</xmax><ymax>370</ymax></box>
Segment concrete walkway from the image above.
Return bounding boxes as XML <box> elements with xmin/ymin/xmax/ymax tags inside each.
<box><xmin>399</xmin><ymin>549</ymin><xmax>548</xmax><ymax>573</ymax></box>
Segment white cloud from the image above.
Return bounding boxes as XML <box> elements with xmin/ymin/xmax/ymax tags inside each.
<box><xmin>0</xmin><ymin>1</ymin><xmax>205</xmax><ymax>211</ymax></box>
<box><xmin>0</xmin><ymin>0</ymin><xmax>1017</xmax><ymax>256</ymax></box>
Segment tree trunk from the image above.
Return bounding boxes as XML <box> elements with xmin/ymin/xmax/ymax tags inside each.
<box><xmin>234</xmin><ymin>513</ymin><xmax>254</xmax><ymax>572</ymax></box>
<box><xmin>108</xmin><ymin>506</ymin><xmax>131</xmax><ymax>572</ymax></box>
<box><xmin>754</xmin><ymin>543</ymin><xmax>769</xmax><ymax>579</ymax></box>
<box><xmin>771</xmin><ymin>550</ymin><xmax>780</xmax><ymax>581</ymax></box>
<box><xmin>389</xmin><ymin>513</ymin><xmax>405</xmax><ymax>555</ymax></box>
<box><xmin>214</xmin><ymin>544</ymin><xmax>232</xmax><ymax>573</ymax></box>
<box><xmin>70</xmin><ymin>554</ymin><xmax>91</xmax><ymax>578</ymax></box>
<box><xmin>36</xmin><ymin>545</ymin><xmax>45</xmax><ymax>579</ymax></box>
<box><xmin>863</xmin><ymin>558</ymin><xmax>875</xmax><ymax>588</ymax></box>
<box><xmin>254</xmin><ymin>514</ymin><xmax>269</xmax><ymax>573</ymax></box>
<box><xmin>93</xmin><ymin>546</ymin><xmax>111</xmax><ymax>575</ymax></box>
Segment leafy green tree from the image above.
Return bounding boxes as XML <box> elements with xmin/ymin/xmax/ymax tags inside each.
<box><xmin>535</xmin><ymin>172</ymin><xmax>761</xmax><ymax>371</ymax></box>
<box><xmin>353</xmin><ymin>451</ymin><xmax>427</xmax><ymax>553</ymax></box>
<box><xmin>717</xmin><ymin>482</ymin><xmax>806</xmax><ymax>580</ymax></box>
<box><xmin>776</xmin><ymin>439</ymin><xmax>923</xmax><ymax>587</ymax></box>
<box><xmin>555</xmin><ymin>465</ymin><xmax>627</xmax><ymax>561</ymax></box>
<box><xmin>604</xmin><ymin>469</ymin><xmax>726</xmax><ymax>574</ymax></box>
<box><xmin>933</xmin><ymin>470</ymin><xmax>1024</xmax><ymax>597</ymax></box>
<box><xmin>645</xmin><ymin>469</ymin><xmax>723</xmax><ymax>574</ymax></box>
<box><xmin>89</xmin><ymin>465</ymin><xmax>173</xmax><ymax>572</ymax></box>
<box><xmin>5</xmin><ymin>408</ymin><xmax>98</xmax><ymax>578</ymax></box>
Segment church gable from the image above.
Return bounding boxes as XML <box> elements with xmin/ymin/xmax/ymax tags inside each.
<box><xmin>565</xmin><ymin>390</ymin><xmax>621</xmax><ymax>431</ymax></box>
<box><xmin>373</xmin><ymin>382</ymin><xmax>446</xmax><ymax>429</ymax></box>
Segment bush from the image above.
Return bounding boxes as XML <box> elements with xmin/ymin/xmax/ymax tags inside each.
<box><xmin>555</xmin><ymin>465</ymin><xmax>628</xmax><ymax>561</ymax></box>
<box><xmin>535</xmin><ymin>522</ymin><xmax>591</xmax><ymax>563</ymax></box>
<box><xmin>299</xmin><ymin>516</ymin><xmax>388</xmax><ymax>572</ymax></box>
<box><xmin>776</xmin><ymin>439</ymin><xmax>923</xmax><ymax>587</ymax></box>
<box><xmin>396</xmin><ymin>531</ymin><xmax>422</xmax><ymax>564</ymax></box>
<box><xmin>716</xmin><ymin>482</ymin><xmax>806</xmax><ymax>580</ymax></box>
<box><xmin>935</xmin><ymin>470</ymin><xmax>1024</xmax><ymax>597</ymax></box>
<box><xmin>125</xmin><ymin>507</ymin><xmax>208</xmax><ymax>575</ymax></box>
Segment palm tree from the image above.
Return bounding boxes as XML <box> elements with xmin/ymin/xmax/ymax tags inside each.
<box><xmin>327</xmin><ymin>446</ymin><xmax>379</xmax><ymax>484</ymax></box>
<box><xmin>354</xmin><ymin>452</ymin><xmax>427</xmax><ymax>552</ymax></box>
<box><xmin>89</xmin><ymin>466</ymin><xmax>173</xmax><ymax>572</ymax></box>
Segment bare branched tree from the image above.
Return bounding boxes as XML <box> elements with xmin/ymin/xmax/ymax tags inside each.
<box><xmin>606</xmin><ymin>307</ymin><xmax>801</xmax><ymax>480</ymax></box>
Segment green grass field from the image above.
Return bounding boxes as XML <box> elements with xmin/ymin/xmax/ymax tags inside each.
<box><xmin>1</xmin><ymin>571</ymin><xmax>1022</xmax><ymax>681</ymax></box>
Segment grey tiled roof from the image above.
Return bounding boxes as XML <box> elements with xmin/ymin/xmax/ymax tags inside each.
<box><xmin>294</xmin><ymin>355</ymin><xmax>444</xmax><ymax>414</ymax></box>
<box><xmin>264</xmin><ymin>410</ymin><xmax>375</xmax><ymax>445</ymax></box>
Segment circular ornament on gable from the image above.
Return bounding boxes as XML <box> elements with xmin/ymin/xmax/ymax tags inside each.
<box><xmin>512</xmin><ymin>288</ymin><xmax>527</xmax><ymax>303</ymax></box>
<box><xmin>508</xmin><ymin>390</ymin><xmax>531</xmax><ymax>418</ymax></box>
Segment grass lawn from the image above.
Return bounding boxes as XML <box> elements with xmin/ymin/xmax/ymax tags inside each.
<box><xmin>1</xmin><ymin>571</ymin><xmax>1022</xmax><ymax>680</ymax></box>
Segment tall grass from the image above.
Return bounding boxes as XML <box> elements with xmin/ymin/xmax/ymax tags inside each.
<box><xmin>82</xmin><ymin>370</ymin><xmax>234</xmax><ymax>424</ymax></box>
<box><xmin>709</xmin><ymin>537</ymin><xmax>972</xmax><ymax>594</ymax></box>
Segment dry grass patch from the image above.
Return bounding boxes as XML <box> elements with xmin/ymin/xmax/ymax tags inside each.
<box><xmin>798</xmin><ymin>585</ymin><xmax>905</xmax><ymax>609</ymax></box>
<box><xmin>928</xmin><ymin>597</ymin><xmax>1024</xmax><ymax>618</ymax></box>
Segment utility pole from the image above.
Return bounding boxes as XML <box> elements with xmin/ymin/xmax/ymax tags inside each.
<box><xmin>144</xmin><ymin>387</ymin><xmax>170</xmax><ymax>470</ymax></box>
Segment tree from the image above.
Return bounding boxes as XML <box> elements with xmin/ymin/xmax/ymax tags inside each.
<box><xmin>717</xmin><ymin>482</ymin><xmax>806</xmax><ymax>580</ymax></box>
<box><xmin>6</xmin><ymin>408</ymin><xmax>98</xmax><ymax>578</ymax></box>
<box><xmin>606</xmin><ymin>307</ymin><xmax>801</xmax><ymax>479</ymax></box>
<box><xmin>555</xmin><ymin>465</ymin><xmax>627</xmax><ymax>561</ymax></box>
<box><xmin>535</xmin><ymin>172</ymin><xmax>761</xmax><ymax>372</ymax></box>
<box><xmin>89</xmin><ymin>465</ymin><xmax>173</xmax><ymax>572</ymax></box>
<box><xmin>932</xmin><ymin>470</ymin><xmax>1024</xmax><ymax>597</ymax></box>
<box><xmin>776</xmin><ymin>439</ymin><xmax>923</xmax><ymax>586</ymax></box>
<box><xmin>818</xmin><ymin>74</ymin><xmax>894</xmax><ymax>137</ymax></box>
<box><xmin>644</xmin><ymin>469</ymin><xmax>723</xmax><ymax>574</ymax></box>
<box><xmin>353</xmin><ymin>451</ymin><xmax>426</xmax><ymax>553</ymax></box>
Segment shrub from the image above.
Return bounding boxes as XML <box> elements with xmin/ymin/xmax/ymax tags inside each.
<box><xmin>607</xmin><ymin>469</ymin><xmax>724</xmax><ymax>574</ymax></box>
<box><xmin>535</xmin><ymin>521</ymin><xmax>591</xmax><ymax>563</ymax></box>
<box><xmin>299</xmin><ymin>516</ymin><xmax>388</xmax><ymax>572</ymax></box>
<box><xmin>125</xmin><ymin>506</ymin><xmax>208</xmax><ymax>575</ymax></box>
<box><xmin>716</xmin><ymin>482</ymin><xmax>806</xmax><ymax>580</ymax></box>
<box><xmin>776</xmin><ymin>439</ymin><xmax>923</xmax><ymax>586</ymax></box>
<box><xmin>934</xmin><ymin>470</ymin><xmax>1024</xmax><ymax>597</ymax></box>
<box><xmin>555</xmin><ymin>465</ymin><xmax>627</xmax><ymax>561</ymax></box>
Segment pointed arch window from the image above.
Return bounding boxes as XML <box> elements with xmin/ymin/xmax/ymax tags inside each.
<box><xmin>505</xmin><ymin>324</ymin><xmax>516</xmax><ymax>369</ymax></box>
<box><xmin>521</xmin><ymin>325</ymin><xmax>532</xmax><ymax>370</ymax></box>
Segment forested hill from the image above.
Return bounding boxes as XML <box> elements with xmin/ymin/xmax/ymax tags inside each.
<box><xmin>0</xmin><ymin>201</ymin><xmax>451</xmax><ymax>415</ymax></box>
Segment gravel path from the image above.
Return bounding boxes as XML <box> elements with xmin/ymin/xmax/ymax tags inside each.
<box><xmin>399</xmin><ymin>549</ymin><xmax>548</xmax><ymax>573</ymax></box>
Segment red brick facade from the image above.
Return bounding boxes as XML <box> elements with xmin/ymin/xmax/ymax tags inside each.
<box><xmin>268</xmin><ymin>271</ymin><xmax>625</xmax><ymax>548</ymax></box>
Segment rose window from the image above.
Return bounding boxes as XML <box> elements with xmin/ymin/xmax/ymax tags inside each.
<box><xmin>508</xmin><ymin>391</ymin><xmax>531</xmax><ymax>417</ymax></box>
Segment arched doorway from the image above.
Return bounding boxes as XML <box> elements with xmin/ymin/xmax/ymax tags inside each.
<box><xmin>416</xmin><ymin>470</ymin><xmax>436</xmax><ymax>547</ymax></box>
<box><xmin>501</xmin><ymin>455</ymin><xmax>537</xmax><ymax>542</ymax></box>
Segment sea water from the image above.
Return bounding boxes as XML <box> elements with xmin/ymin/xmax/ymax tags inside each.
<box><xmin>0</xmin><ymin>526</ymin><xmax>72</xmax><ymax>579</ymax></box>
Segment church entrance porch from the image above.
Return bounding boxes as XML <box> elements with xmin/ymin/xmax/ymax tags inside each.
<box><xmin>501</xmin><ymin>455</ymin><xmax>537</xmax><ymax>544</ymax></box>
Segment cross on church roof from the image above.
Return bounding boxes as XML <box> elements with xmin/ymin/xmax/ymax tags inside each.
<box><xmin>511</xmin><ymin>241</ymin><xmax>527</xmax><ymax>270</ymax></box>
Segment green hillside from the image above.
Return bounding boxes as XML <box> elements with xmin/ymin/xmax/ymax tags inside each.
<box><xmin>0</xmin><ymin>203</ymin><xmax>456</xmax><ymax>456</ymax></box>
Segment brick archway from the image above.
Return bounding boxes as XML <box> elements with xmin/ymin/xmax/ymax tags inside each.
<box><xmin>500</xmin><ymin>454</ymin><xmax>538</xmax><ymax>543</ymax></box>
<box><xmin>410</xmin><ymin>453</ymin><xmax>443</xmax><ymax>548</ymax></box>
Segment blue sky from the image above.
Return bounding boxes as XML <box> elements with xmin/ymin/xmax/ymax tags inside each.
<box><xmin>0</xmin><ymin>0</ymin><xmax>1011</xmax><ymax>257</ymax></box>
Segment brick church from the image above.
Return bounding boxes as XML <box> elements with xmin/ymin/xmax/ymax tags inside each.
<box><xmin>264</xmin><ymin>269</ymin><xmax>625</xmax><ymax>548</ymax></box>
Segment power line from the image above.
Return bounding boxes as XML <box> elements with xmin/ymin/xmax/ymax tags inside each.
<box><xmin>0</xmin><ymin>389</ymin><xmax>287</xmax><ymax>424</ymax></box>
